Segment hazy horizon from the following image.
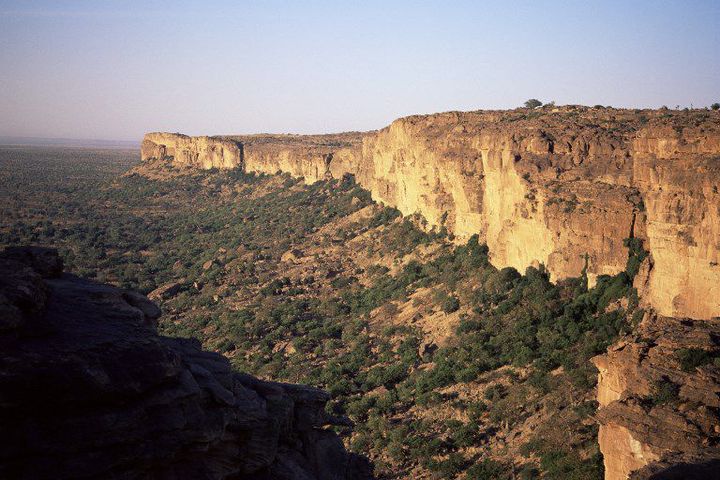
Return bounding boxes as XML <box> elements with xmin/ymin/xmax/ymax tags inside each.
<box><xmin>0</xmin><ymin>134</ymin><xmax>139</xmax><ymax>148</ymax></box>
<box><xmin>1</xmin><ymin>0</ymin><xmax>718</xmax><ymax>142</ymax></box>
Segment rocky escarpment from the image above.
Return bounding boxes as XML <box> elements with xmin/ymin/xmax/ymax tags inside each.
<box><xmin>592</xmin><ymin>314</ymin><xmax>720</xmax><ymax>480</ymax></box>
<box><xmin>0</xmin><ymin>246</ymin><xmax>372</xmax><ymax>480</ymax></box>
<box><xmin>139</xmin><ymin>107</ymin><xmax>720</xmax><ymax>480</ymax></box>
<box><xmin>140</xmin><ymin>107</ymin><xmax>720</xmax><ymax>321</ymax></box>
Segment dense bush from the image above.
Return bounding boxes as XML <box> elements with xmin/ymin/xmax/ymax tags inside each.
<box><xmin>675</xmin><ymin>348</ymin><xmax>718</xmax><ymax>372</ymax></box>
<box><xmin>466</xmin><ymin>459</ymin><xmax>510</xmax><ymax>480</ymax></box>
<box><xmin>650</xmin><ymin>377</ymin><xmax>680</xmax><ymax>406</ymax></box>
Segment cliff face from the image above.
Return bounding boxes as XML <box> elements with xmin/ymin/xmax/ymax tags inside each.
<box><xmin>0</xmin><ymin>247</ymin><xmax>372</xmax><ymax>480</ymax></box>
<box><xmin>140</xmin><ymin>107</ymin><xmax>720</xmax><ymax>321</ymax></box>
<box><xmin>633</xmin><ymin>152</ymin><xmax>720</xmax><ymax>320</ymax></box>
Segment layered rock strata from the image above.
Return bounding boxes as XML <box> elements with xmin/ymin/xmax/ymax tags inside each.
<box><xmin>0</xmin><ymin>247</ymin><xmax>372</xmax><ymax>480</ymax></box>
<box><xmin>140</xmin><ymin>107</ymin><xmax>720</xmax><ymax>320</ymax></box>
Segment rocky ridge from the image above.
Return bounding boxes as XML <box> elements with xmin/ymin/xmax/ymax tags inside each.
<box><xmin>140</xmin><ymin>106</ymin><xmax>720</xmax><ymax>321</ymax></box>
<box><xmin>0</xmin><ymin>246</ymin><xmax>372</xmax><ymax>480</ymax></box>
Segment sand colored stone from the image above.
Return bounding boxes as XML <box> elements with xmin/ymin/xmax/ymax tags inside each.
<box><xmin>141</xmin><ymin>107</ymin><xmax>720</xmax><ymax>320</ymax></box>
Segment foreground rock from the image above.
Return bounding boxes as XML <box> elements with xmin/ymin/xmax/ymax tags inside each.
<box><xmin>0</xmin><ymin>247</ymin><xmax>372</xmax><ymax>480</ymax></box>
<box><xmin>593</xmin><ymin>314</ymin><xmax>720</xmax><ymax>480</ymax></box>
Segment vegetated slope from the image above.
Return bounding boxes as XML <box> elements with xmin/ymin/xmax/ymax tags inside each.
<box><xmin>139</xmin><ymin>105</ymin><xmax>720</xmax><ymax>479</ymax></box>
<box><xmin>1</xmin><ymin>151</ymin><xmax>653</xmax><ymax>479</ymax></box>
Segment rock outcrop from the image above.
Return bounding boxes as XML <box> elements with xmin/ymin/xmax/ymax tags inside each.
<box><xmin>0</xmin><ymin>246</ymin><xmax>372</xmax><ymax>480</ymax></box>
<box><xmin>592</xmin><ymin>314</ymin><xmax>720</xmax><ymax>480</ymax></box>
<box><xmin>140</xmin><ymin>107</ymin><xmax>720</xmax><ymax>320</ymax></box>
<box><xmin>142</xmin><ymin>132</ymin><xmax>243</xmax><ymax>169</ymax></box>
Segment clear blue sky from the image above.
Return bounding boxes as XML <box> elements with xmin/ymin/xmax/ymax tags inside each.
<box><xmin>1</xmin><ymin>0</ymin><xmax>718</xmax><ymax>141</ymax></box>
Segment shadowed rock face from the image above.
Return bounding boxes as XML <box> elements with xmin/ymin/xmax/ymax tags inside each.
<box><xmin>139</xmin><ymin>107</ymin><xmax>720</xmax><ymax>321</ymax></box>
<box><xmin>0</xmin><ymin>247</ymin><xmax>372</xmax><ymax>480</ymax></box>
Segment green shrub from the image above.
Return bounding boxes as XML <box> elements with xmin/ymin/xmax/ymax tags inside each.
<box><xmin>624</xmin><ymin>237</ymin><xmax>648</xmax><ymax>279</ymax></box>
<box><xmin>539</xmin><ymin>450</ymin><xmax>603</xmax><ymax>480</ymax></box>
<box><xmin>675</xmin><ymin>348</ymin><xmax>715</xmax><ymax>372</ymax></box>
<box><xmin>650</xmin><ymin>377</ymin><xmax>680</xmax><ymax>406</ymax></box>
<box><xmin>483</xmin><ymin>384</ymin><xmax>507</xmax><ymax>401</ymax></box>
<box><xmin>450</xmin><ymin>421</ymin><xmax>480</xmax><ymax>448</ymax></box>
<box><xmin>427</xmin><ymin>453</ymin><xmax>469</xmax><ymax>477</ymax></box>
<box><xmin>467</xmin><ymin>401</ymin><xmax>488</xmax><ymax>422</ymax></box>
<box><xmin>466</xmin><ymin>459</ymin><xmax>509</xmax><ymax>479</ymax></box>
<box><xmin>518</xmin><ymin>464</ymin><xmax>540</xmax><ymax>479</ymax></box>
<box><xmin>369</xmin><ymin>207</ymin><xmax>401</xmax><ymax>228</ymax></box>
<box><xmin>442</xmin><ymin>295</ymin><xmax>460</xmax><ymax>313</ymax></box>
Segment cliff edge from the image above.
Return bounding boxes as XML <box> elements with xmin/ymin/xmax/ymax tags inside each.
<box><xmin>0</xmin><ymin>246</ymin><xmax>372</xmax><ymax>480</ymax></box>
<box><xmin>140</xmin><ymin>106</ymin><xmax>720</xmax><ymax>321</ymax></box>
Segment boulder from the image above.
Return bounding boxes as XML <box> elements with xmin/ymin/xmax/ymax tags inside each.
<box><xmin>148</xmin><ymin>281</ymin><xmax>186</xmax><ymax>300</ymax></box>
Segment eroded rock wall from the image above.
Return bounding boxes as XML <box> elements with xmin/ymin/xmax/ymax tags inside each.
<box><xmin>140</xmin><ymin>108</ymin><xmax>720</xmax><ymax>319</ymax></box>
<box><xmin>142</xmin><ymin>132</ymin><xmax>243</xmax><ymax>169</ymax></box>
<box><xmin>633</xmin><ymin>149</ymin><xmax>720</xmax><ymax>320</ymax></box>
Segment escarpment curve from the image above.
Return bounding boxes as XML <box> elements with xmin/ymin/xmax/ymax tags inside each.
<box><xmin>141</xmin><ymin>107</ymin><xmax>720</xmax><ymax>321</ymax></box>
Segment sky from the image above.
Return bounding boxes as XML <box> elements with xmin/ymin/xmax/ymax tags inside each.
<box><xmin>0</xmin><ymin>0</ymin><xmax>718</xmax><ymax>142</ymax></box>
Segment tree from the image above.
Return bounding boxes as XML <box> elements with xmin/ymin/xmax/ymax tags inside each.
<box><xmin>712</xmin><ymin>103</ymin><xmax>720</xmax><ymax>111</ymax></box>
<box><xmin>524</xmin><ymin>99</ymin><xmax>543</xmax><ymax>109</ymax></box>
<box><xmin>442</xmin><ymin>295</ymin><xmax>460</xmax><ymax>314</ymax></box>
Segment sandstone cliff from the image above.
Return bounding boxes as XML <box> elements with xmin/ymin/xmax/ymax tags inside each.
<box><xmin>142</xmin><ymin>132</ymin><xmax>243</xmax><ymax>169</ymax></box>
<box><xmin>0</xmin><ymin>247</ymin><xmax>372</xmax><ymax>480</ymax></box>
<box><xmin>140</xmin><ymin>107</ymin><xmax>720</xmax><ymax>320</ymax></box>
